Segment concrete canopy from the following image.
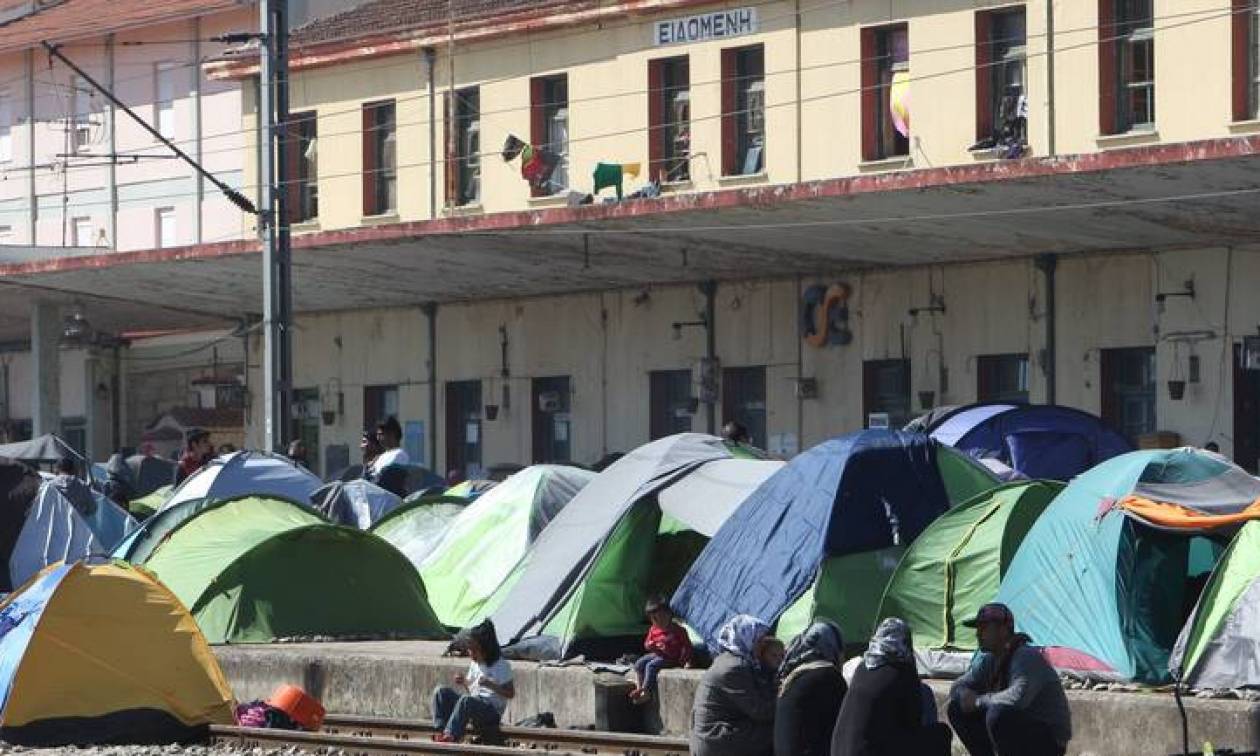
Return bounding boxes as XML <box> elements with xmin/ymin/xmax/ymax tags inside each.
<box><xmin>0</xmin><ymin>136</ymin><xmax>1258</xmax><ymax>342</ymax></box>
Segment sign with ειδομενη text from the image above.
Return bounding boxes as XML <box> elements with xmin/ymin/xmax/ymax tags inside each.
<box><xmin>654</xmin><ymin>7</ymin><xmax>758</xmax><ymax>46</ymax></box>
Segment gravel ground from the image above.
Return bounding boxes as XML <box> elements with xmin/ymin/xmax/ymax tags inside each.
<box><xmin>0</xmin><ymin>747</ymin><xmax>336</xmax><ymax>756</ymax></box>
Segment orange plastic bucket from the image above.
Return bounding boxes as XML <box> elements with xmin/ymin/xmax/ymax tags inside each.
<box><xmin>266</xmin><ymin>684</ymin><xmax>326</xmax><ymax>731</ymax></box>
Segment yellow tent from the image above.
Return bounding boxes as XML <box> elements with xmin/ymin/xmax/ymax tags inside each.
<box><xmin>0</xmin><ymin>560</ymin><xmax>235</xmax><ymax>745</ymax></box>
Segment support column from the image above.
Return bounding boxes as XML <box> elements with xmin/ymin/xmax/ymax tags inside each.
<box><xmin>30</xmin><ymin>302</ymin><xmax>61</xmax><ymax>437</ymax></box>
<box><xmin>83</xmin><ymin>348</ymin><xmax>98</xmax><ymax>459</ymax></box>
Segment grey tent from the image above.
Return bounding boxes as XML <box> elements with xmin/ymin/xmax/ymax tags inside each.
<box><xmin>0</xmin><ymin>435</ymin><xmax>80</xmax><ymax>465</ymax></box>
<box><xmin>126</xmin><ymin>455</ymin><xmax>177</xmax><ymax>497</ymax></box>
<box><xmin>312</xmin><ymin>479</ymin><xmax>402</xmax><ymax>528</ymax></box>
<box><xmin>0</xmin><ymin>457</ymin><xmax>41</xmax><ymax>590</ymax></box>
<box><xmin>489</xmin><ymin>433</ymin><xmax>733</xmax><ymax>646</ymax></box>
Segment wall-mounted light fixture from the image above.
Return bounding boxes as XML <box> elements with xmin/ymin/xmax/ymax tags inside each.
<box><xmin>1155</xmin><ymin>279</ymin><xmax>1195</xmax><ymax>313</ymax></box>
<box><xmin>908</xmin><ymin>294</ymin><xmax>946</xmax><ymax>318</ymax></box>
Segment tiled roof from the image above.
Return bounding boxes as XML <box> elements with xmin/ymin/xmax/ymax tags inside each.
<box><xmin>0</xmin><ymin>0</ymin><xmax>246</xmax><ymax>56</ymax></box>
<box><xmin>291</xmin><ymin>0</ymin><xmax>576</xmax><ymax>47</ymax></box>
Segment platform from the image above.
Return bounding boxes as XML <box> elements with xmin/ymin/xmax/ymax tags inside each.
<box><xmin>213</xmin><ymin>641</ymin><xmax>1260</xmax><ymax>755</ymax></box>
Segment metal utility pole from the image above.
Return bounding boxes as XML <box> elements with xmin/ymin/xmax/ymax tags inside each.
<box><xmin>259</xmin><ymin>0</ymin><xmax>293</xmax><ymax>452</ymax></box>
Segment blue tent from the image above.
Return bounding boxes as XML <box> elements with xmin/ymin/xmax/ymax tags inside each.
<box><xmin>672</xmin><ymin>430</ymin><xmax>997</xmax><ymax>647</ymax></box>
<box><xmin>922</xmin><ymin>403</ymin><xmax>1132</xmax><ymax>481</ymax></box>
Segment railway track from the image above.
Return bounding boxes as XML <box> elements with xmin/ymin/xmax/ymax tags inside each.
<box><xmin>209</xmin><ymin>713</ymin><xmax>690</xmax><ymax>755</ymax></box>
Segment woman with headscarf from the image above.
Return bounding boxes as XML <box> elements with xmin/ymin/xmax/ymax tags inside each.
<box><xmin>830</xmin><ymin>618</ymin><xmax>952</xmax><ymax>756</ymax></box>
<box><xmin>691</xmin><ymin>615</ymin><xmax>780</xmax><ymax>756</ymax></box>
<box><xmin>775</xmin><ymin>620</ymin><xmax>846</xmax><ymax>756</ymax></box>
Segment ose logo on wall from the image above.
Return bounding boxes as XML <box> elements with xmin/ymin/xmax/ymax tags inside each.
<box><xmin>653</xmin><ymin>7</ymin><xmax>759</xmax><ymax>46</ymax></box>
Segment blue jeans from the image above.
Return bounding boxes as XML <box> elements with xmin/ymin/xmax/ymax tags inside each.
<box><xmin>431</xmin><ymin>685</ymin><xmax>502</xmax><ymax>739</ymax></box>
<box><xmin>634</xmin><ymin>653</ymin><xmax>675</xmax><ymax>693</ymax></box>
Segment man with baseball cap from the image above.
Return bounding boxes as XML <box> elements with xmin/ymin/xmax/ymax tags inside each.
<box><xmin>947</xmin><ymin>603</ymin><xmax>1071</xmax><ymax>756</ymax></box>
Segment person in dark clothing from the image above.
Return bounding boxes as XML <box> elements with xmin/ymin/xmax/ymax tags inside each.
<box><xmin>691</xmin><ymin>615</ymin><xmax>779</xmax><ymax>756</ymax></box>
<box><xmin>722</xmin><ymin>421</ymin><xmax>750</xmax><ymax>444</ymax></box>
<box><xmin>776</xmin><ymin>620</ymin><xmax>846</xmax><ymax>756</ymax></box>
<box><xmin>947</xmin><ymin>603</ymin><xmax>1071</xmax><ymax>756</ymax></box>
<box><xmin>830</xmin><ymin>617</ymin><xmax>951</xmax><ymax>756</ymax></box>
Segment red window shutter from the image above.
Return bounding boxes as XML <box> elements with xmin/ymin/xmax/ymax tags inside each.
<box><xmin>1098</xmin><ymin>0</ymin><xmax>1118</xmax><ymax>135</ymax></box>
<box><xmin>444</xmin><ymin>93</ymin><xmax>458</xmax><ymax>207</ymax></box>
<box><xmin>860</xmin><ymin>27</ymin><xmax>878</xmax><ymax>161</ymax></box>
<box><xmin>648</xmin><ymin>59</ymin><xmax>664</xmax><ymax>182</ymax></box>
<box><xmin>361</xmin><ymin>104</ymin><xmax>377</xmax><ymax>216</ymax></box>
<box><xmin>975</xmin><ymin>11</ymin><xmax>994</xmax><ymax>142</ymax></box>
<box><xmin>1232</xmin><ymin>0</ymin><xmax>1252</xmax><ymax>122</ymax></box>
<box><xmin>529</xmin><ymin>77</ymin><xmax>547</xmax><ymax>197</ymax></box>
<box><xmin>720</xmin><ymin>48</ymin><xmax>737</xmax><ymax>175</ymax></box>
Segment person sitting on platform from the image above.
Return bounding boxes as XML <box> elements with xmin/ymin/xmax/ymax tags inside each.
<box><xmin>431</xmin><ymin>619</ymin><xmax>514</xmax><ymax>744</ymax></box>
<box><xmin>691</xmin><ymin>614</ymin><xmax>780</xmax><ymax>756</ymax></box>
<box><xmin>630</xmin><ymin>595</ymin><xmax>693</xmax><ymax>704</ymax></box>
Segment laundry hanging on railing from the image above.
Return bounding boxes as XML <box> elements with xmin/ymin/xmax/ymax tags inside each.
<box><xmin>889</xmin><ymin>71</ymin><xmax>911</xmax><ymax>138</ymax></box>
<box><xmin>502</xmin><ymin>134</ymin><xmax>561</xmax><ymax>192</ymax></box>
<box><xmin>592</xmin><ymin>162</ymin><xmax>642</xmax><ymax>200</ymax></box>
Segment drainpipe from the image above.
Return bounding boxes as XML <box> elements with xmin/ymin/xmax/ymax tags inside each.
<box><xmin>700</xmin><ymin>280</ymin><xmax>717</xmax><ymax>434</ymax></box>
<box><xmin>1045</xmin><ymin>0</ymin><xmax>1056</xmax><ymax>157</ymax></box>
<box><xmin>106</xmin><ymin>34</ymin><xmax>118</xmax><ymax>250</ymax></box>
<box><xmin>424</xmin><ymin>47</ymin><xmax>437</xmax><ymax>219</ymax></box>
<box><xmin>1036</xmin><ymin>254</ymin><xmax>1058</xmax><ymax>404</ymax></box>
<box><xmin>422</xmin><ymin>302</ymin><xmax>438</xmax><ymax>471</ymax></box>
<box><xmin>794</xmin><ymin>0</ymin><xmax>803</xmax><ymax>183</ymax></box>
<box><xmin>795</xmin><ymin>274</ymin><xmax>804</xmax><ymax>451</ymax></box>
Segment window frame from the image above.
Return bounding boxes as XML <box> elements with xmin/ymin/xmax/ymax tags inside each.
<box><xmin>1101</xmin><ymin>0</ymin><xmax>1155</xmax><ymax>134</ymax></box>
<box><xmin>720</xmin><ymin>44</ymin><xmax>765</xmax><ymax>176</ymax></box>
<box><xmin>529</xmin><ymin>74</ymin><xmax>569</xmax><ymax>197</ymax></box>
<box><xmin>446</xmin><ymin>87</ymin><xmax>481</xmax><ymax>207</ymax></box>
<box><xmin>976</xmin><ymin>353</ymin><xmax>1031</xmax><ymax>404</ymax></box>
<box><xmin>975</xmin><ymin>7</ymin><xmax>1028</xmax><ymax>142</ymax></box>
<box><xmin>286</xmin><ymin>110</ymin><xmax>318</xmax><ymax>224</ymax></box>
<box><xmin>862</xmin><ymin>358</ymin><xmax>912</xmax><ymax>429</ymax></box>
<box><xmin>648</xmin><ymin>56</ymin><xmax>691</xmax><ymax>184</ymax></box>
<box><xmin>154</xmin><ymin>62</ymin><xmax>177</xmax><ymax>141</ymax></box>
<box><xmin>71</xmin><ymin>216</ymin><xmax>93</xmax><ymax>248</ymax></box>
<box><xmin>154</xmin><ymin>207</ymin><xmax>176</xmax><ymax>249</ymax></box>
<box><xmin>361</xmin><ymin>100</ymin><xmax>397</xmax><ymax>217</ymax></box>
<box><xmin>862</xmin><ymin>24</ymin><xmax>910</xmax><ymax>161</ymax></box>
<box><xmin>0</xmin><ymin>92</ymin><xmax>13</xmax><ymax>164</ymax></box>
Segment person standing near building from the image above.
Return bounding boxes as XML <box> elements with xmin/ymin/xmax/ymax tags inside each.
<box><xmin>947</xmin><ymin>603</ymin><xmax>1072</xmax><ymax>756</ymax></box>
<box><xmin>176</xmin><ymin>428</ymin><xmax>213</xmax><ymax>484</ymax></box>
<box><xmin>368</xmin><ymin>417</ymin><xmax>410</xmax><ymax>495</ymax></box>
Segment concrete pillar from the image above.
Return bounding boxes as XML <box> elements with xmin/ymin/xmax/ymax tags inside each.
<box><xmin>83</xmin><ymin>349</ymin><xmax>98</xmax><ymax>460</ymax></box>
<box><xmin>30</xmin><ymin>302</ymin><xmax>61</xmax><ymax>437</ymax></box>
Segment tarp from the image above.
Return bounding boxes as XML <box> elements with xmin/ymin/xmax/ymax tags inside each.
<box><xmin>312</xmin><ymin>479</ymin><xmax>402</xmax><ymax>528</ymax></box>
<box><xmin>998</xmin><ymin>448</ymin><xmax>1250</xmax><ymax>682</ymax></box>
<box><xmin>161</xmin><ymin>451</ymin><xmax>321</xmax><ymax>512</ymax></box>
<box><xmin>144</xmin><ymin>496</ymin><xmax>446</xmax><ymax>643</ymax></box>
<box><xmin>490</xmin><ymin>433</ymin><xmax>732</xmax><ymax>645</ymax></box>
<box><xmin>1171</xmin><ymin>520</ymin><xmax>1260</xmax><ymax>688</ymax></box>
<box><xmin>0</xmin><ymin>561</ymin><xmax>234</xmax><ymax>745</ymax></box>
<box><xmin>412</xmin><ymin>465</ymin><xmax>594</xmax><ymax>628</ymax></box>
<box><xmin>878</xmin><ymin>480</ymin><xmax>1063</xmax><ymax>650</ymax></box>
<box><xmin>125</xmin><ymin>455</ymin><xmax>177</xmax><ymax>498</ymax></box>
<box><xmin>672</xmin><ymin>430</ymin><xmax>996</xmax><ymax>650</ymax></box>
<box><xmin>9</xmin><ymin>482</ymin><xmax>136</xmax><ymax>587</ymax></box>
<box><xmin>0</xmin><ymin>435</ymin><xmax>79</xmax><ymax>465</ymax></box>
<box><xmin>0</xmin><ymin>459</ymin><xmax>40</xmax><ymax>591</ymax></box>
<box><xmin>924</xmin><ymin>403</ymin><xmax>1132</xmax><ymax>481</ymax></box>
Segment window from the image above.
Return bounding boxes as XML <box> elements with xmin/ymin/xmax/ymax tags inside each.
<box><xmin>0</xmin><ymin>93</ymin><xmax>12</xmax><ymax>163</ymax></box>
<box><xmin>446</xmin><ymin>88</ymin><xmax>481</xmax><ymax>206</ymax></box>
<box><xmin>73</xmin><ymin>76</ymin><xmax>93</xmax><ymax>152</ymax></box>
<box><xmin>1231</xmin><ymin>0</ymin><xmax>1260</xmax><ymax>121</ymax></box>
<box><xmin>290</xmin><ymin>387</ymin><xmax>321</xmax><ymax>477</ymax></box>
<box><xmin>155</xmin><ymin>207</ymin><xmax>176</xmax><ymax>248</ymax></box>
<box><xmin>975</xmin><ymin>8</ymin><xmax>1027</xmax><ymax>143</ymax></box>
<box><xmin>363</xmin><ymin>384</ymin><xmax>400</xmax><ymax>438</ymax></box>
<box><xmin>862</xmin><ymin>25</ymin><xmax>910</xmax><ymax>160</ymax></box>
<box><xmin>0</xmin><ymin>225</ymin><xmax>12</xmax><ymax>244</ymax></box>
<box><xmin>529</xmin><ymin>75</ymin><xmax>568</xmax><ymax>195</ymax></box>
<box><xmin>649</xmin><ymin>56</ymin><xmax>691</xmax><ymax>183</ymax></box>
<box><xmin>71</xmin><ymin>216</ymin><xmax>93</xmax><ymax>247</ymax></box>
<box><xmin>720</xmin><ymin>45</ymin><xmax>764</xmax><ymax>176</ymax></box>
<box><xmin>155</xmin><ymin>62</ymin><xmax>177</xmax><ymax>140</ymax></box>
<box><xmin>863</xmin><ymin>359</ymin><xmax>911</xmax><ymax>428</ymax></box>
<box><xmin>532</xmin><ymin>376</ymin><xmax>571</xmax><ymax>463</ymax></box>
<box><xmin>977</xmin><ymin>353</ymin><xmax>1030</xmax><ymax>404</ymax></box>
<box><xmin>722</xmin><ymin>366</ymin><xmax>766</xmax><ymax>448</ymax></box>
<box><xmin>286</xmin><ymin>111</ymin><xmax>318</xmax><ymax>223</ymax></box>
<box><xmin>649</xmin><ymin>369</ymin><xmax>694</xmax><ymax>439</ymax></box>
<box><xmin>1101</xmin><ymin>0</ymin><xmax>1154</xmax><ymax>134</ymax></box>
<box><xmin>1100</xmin><ymin>347</ymin><xmax>1156</xmax><ymax>444</ymax></box>
<box><xmin>361</xmin><ymin>100</ymin><xmax>396</xmax><ymax>216</ymax></box>
<box><xmin>445</xmin><ymin>380</ymin><xmax>483</xmax><ymax>478</ymax></box>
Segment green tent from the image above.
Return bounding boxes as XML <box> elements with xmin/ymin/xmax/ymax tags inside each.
<box><xmin>1171</xmin><ymin>520</ymin><xmax>1260</xmax><ymax>689</ymax></box>
<box><xmin>412</xmin><ymin>465</ymin><xmax>594</xmax><ymax>629</ymax></box>
<box><xmin>772</xmin><ymin>444</ymin><xmax>1000</xmax><ymax>645</ymax></box>
<box><xmin>128</xmin><ymin>485</ymin><xmax>173</xmax><ymax>520</ymax></box>
<box><xmin>876</xmin><ymin>480</ymin><xmax>1063</xmax><ymax>650</ymax></box>
<box><xmin>143</xmin><ymin>496</ymin><xmax>447</xmax><ymax>643</ymax></box>
<box><xmin>372</xmin><ymin>500</ymin><xmax>467</xmax><ymax>572</ymax></box>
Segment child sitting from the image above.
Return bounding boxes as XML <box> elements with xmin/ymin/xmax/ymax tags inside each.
<box><xmin>431</xmin><ymin>619</ymin><xmax>515</xmax><ymax>743</ymax></box>
<box><xmin>630</xmin><ymin>596</ymin><xmax>693</xmax><ymax>704</ymax></box>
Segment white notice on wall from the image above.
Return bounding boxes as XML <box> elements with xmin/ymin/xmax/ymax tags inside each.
<box><xmin>654</xmin><ymin>7</ymin><xmax>758</xmax><ymax>46</ymax></box>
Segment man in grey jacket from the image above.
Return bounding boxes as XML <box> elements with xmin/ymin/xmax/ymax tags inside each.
<box><xmin>947</xmin><ymin>603</ymin><xmax>1071</xmax><ymax>756</ymax></box>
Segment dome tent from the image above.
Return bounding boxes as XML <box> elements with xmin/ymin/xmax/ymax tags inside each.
<box><xmin>919</xmin><ymin>402</ymin><xmax>1132</xmax><ymax>481</ymax></box>
<box><xmin>409</xmin><ymin>464</ymin><xmax>594</xmax><ymax>628</ymax></box>
<box><xmin>312</xmin><ymin>478</ymin><xmax>402</xmax><ymax>528</ymax></box>
<box><xmin>0</xmin><ymin>458</ymin><xmax>40</xmax><ymax>591</ymax></box>
<box><xmin>878</xmin><ymin>480</ymin><xmax>1063</xmax><ymax>651</ymax></box>
<box><xmin>160</xmin><ymin>451</ymin><xmax>321</xmax><ymax>513</ymax></box>
<box><xmin>998</xmin><ymin>448</ymin><xmax>1260</xmax><ymax>683</ymax></box>
<box><xmin>0</xmin><ymin>560</ymin><xmax>234</xmax><ymax>746</ymax></box>
<box><xmin>672</xmin><ymin>430</ymin><xmax>998</xmax><ymax>649</ymax></box>
<box><xmin>144</xmin><ymin>496</ymin><xmax>447</xmax><ymax>643</ymax></box>
<box><xmin>9</xmin><ymin>480</ymin><xmax>136</xmax><ymax>588</ymax></box>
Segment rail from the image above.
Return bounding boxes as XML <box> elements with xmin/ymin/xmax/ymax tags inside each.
<box><xmin>210</xmin><ymin>713</ymin><xmax>690</xmax><ymax>755</ymax></box>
